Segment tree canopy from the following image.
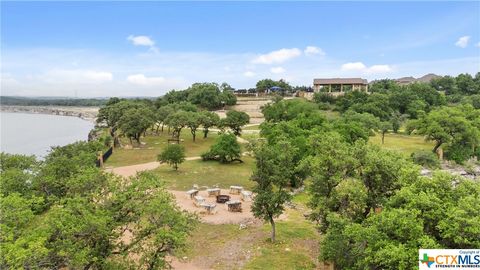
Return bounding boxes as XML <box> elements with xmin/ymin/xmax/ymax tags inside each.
<box><xmin>0</xmin><ymin>144</ymin><xmax>196</xmax><ymax>269</ymax></box>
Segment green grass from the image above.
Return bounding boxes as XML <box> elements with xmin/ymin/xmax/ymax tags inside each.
<box><xmin>176</xmin><ymin>204</ymin><xmax>320</xmax><ymax>270</ymax></box>
<box><xmin>244</xmin><ymin>209</ymin><xmax>320</xmax><ymax>270</ymax></box>
<box><xmin>292</xmin><ymin>192</ymin><xmax>310</xmax><ymax>206</ymax></box>
<box><xmin>320</xmin><ymin>110</ymin><xmax>340</xmax><ymax>120</ymax></box>
<box><xmin>241</xmin><ymin>132</ymin><xmax>261</xmax><ymax>143</ymax></box>
<box><xmin>177</xmin><ymin>223</ymin><xmax>251</xmax><ymax>259</ymax></box>
<box><xmin>152</xmin><ymin>157</ymin><xmax>256</xmax><ymax>191</ymax></box>
<box><xmin>105</xmin><ymin>130</ymin><xmax>218</xmax><ymax>167</ymax></box>
<box><xmin>243</xmin><ymin>124</ymin><xmax>261</xmax><ymax>130</ymax></box>
<box><xmin>370</xmin><ymin>132</ymin><xmax>434</xmax><ymax>155</ymax></box>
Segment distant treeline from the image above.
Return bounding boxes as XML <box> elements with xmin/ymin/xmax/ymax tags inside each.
<box><xmin>1</xmin><ymin>96</ymin><xmax>109</xmax><ymax>107</ymax></box>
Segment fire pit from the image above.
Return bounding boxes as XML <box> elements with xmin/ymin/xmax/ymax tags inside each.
<box><xmin>216</xmin><ymin>195</ymin><xmax>230</xmax><ymax>203</ymax></box>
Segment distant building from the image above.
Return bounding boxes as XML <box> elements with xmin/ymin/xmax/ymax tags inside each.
<box><xmin>394</xmin><ymin>74</ymin><xmax>441</xmax><ymax>86</ymax></box>
<box><xmin>313</xmin><ymin>78</ymin><xmax>369</xmax><ymax>96</ymax></box>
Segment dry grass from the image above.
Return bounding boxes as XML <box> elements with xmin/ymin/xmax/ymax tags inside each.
<box><xmin>369</xmin><ymin>132</ymin><xmax>434</xmax><ymax>155</ymax></box>
<box><xmin>106</xmin><ymin>130</ymin><xmax>218</xmax><ymax>167</ymax></box>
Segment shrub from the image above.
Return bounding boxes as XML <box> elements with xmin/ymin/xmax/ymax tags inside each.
<box><xmin>201</xmin><ymin>133</ymin><xmax>242</xmax><ymax>163</ymax></box>
<box><xmin>444</xmin><ymin>143</ymin><xmax>474</xmax><ymax>165</ymax></box>
<box><xmin>158</xmin><ymin>144</ymin><xmax>185</xmax><ymax>170</ymax></box>
<box><xmin>314</xmin><ymin>92</ymin><xmax>336</xmax><ymax>104</ymax></box>
<box><xmin>411</xmin><ymin>150</ymin><xmax>440</xmax><ymax>168</ymax></box>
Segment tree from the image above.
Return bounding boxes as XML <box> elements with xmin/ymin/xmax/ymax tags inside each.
<box><xmin>251</xmin><ymin>141</ymin><xmax>295</xmax><ymax>242</ymax></box>
<box><xmin>221</xmin><ymin>110</ymin><xmax>250</xmax><ymax>136</ymax></box>
<box><xmin>299</xmin><ymin>132</ymin><xmax>358</xmax><ymax>231</ymax></box>
<box><xmin>262</xmin><ymin>98</ymin><xmax>319</xmax><ymax>122</ymax></box>
<box><xmin>255</xmin><ymin>79</ymin><xmax>292</xmax><ymax>94</ymax></box>
<box><xmin>97</xmin><ymin>100</ymin><xmax>138</xmax><ymax>147</ymax></box>
<box><xmin>431</xmin><ymin>75</ymin><xmax>457</xmax><ymax>94</ymax></box>
<box><xmin>219</xmin><ymin>83</ymin><xmax>237</xmax><ymax>106</ymax></box>
<box><xmin>0</xmin><ymin>153</ymin><xmax>37</xmax><ymax>196</ymax></box>
<box><xmin>198</xmin><ymin>111</ymin><xmax>220</xmax><ymax>138</ymax></box>
<box><xmin>185</xmin><ymin>112</ymin><xmax>200</xmax><ymax>142</ymax></box>
<box><xmin>118</xmin><ymin>107</ymin><xmax>156</xmax><ymax>144</ymax></box>
<box><xmin>390</xmin><ymin>111</ymin><xmax>406</xmax><ymax>133</ymax></box>
<box><xmin>255</xmin><ymin>79</ymin><xmax>277</xmax><ymax>93</ymax></box>
<box><xmin>407</xmin><ymin>106</ymin><xmax>479</xmax><ymax>154</ymax></box>
<box><xmin>187</xmin><ymin>83</ymin><xmax>222</xmax><ymax>110</ymax></box>
<box><xmin>165</xmin><ymin>111</ymin><xmax>189</xmax><ymax>139</ymax></box>
<box><xmin>108</xmin><ymin>172</ymin><xmax>197</xmax><ymax>269</ymax></box>
<box><xmin>379</xmin><ymin>121</ymin><xmax>392</xmax><ymax>144</ymax></box>
<box><xmin>201</xmin><ymin>133</ymin><xmax>242</xmax><ymax>163</ymax></box>
<box><xmin>156</xmin><ymin>106</ymin><xmax>174</xmax><ymax>133</ymax></box>
<box><xmin>158</xmin><ymin>144</ymin><xmax>186</xmax><ymax>170</ymax></box>
<box><xmin>0</xmin><ymin>143</ymin><xmax>197</xmax><ymax>270</ymax></box>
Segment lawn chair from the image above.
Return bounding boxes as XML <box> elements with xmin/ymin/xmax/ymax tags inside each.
<box><xmin>186</xmin><ymin>189</ymin><xmax>199</xmax><ymax>199</ymax></box>
<box><xmin>241</xmin><ymin>190</ymin><xmax>252</xmax><ymax>202</ymax></box>
<box><xmin>226</xmin><ymin>200</ymin><xmax>242</xmax><ymax>212</ymax></box>
<box><xmin>229</xmin><ymin>186</ymin><xmax>243</xmax><ymax>195</ymax></box>
<box><xmin>194</xmin><ymin>195</ymin><xmax>205</xmax><ymax>207</ymax></box>
<box><xmin>207</xmin><ymin>188</ymin><xmax>221</xmax><ymax>197</ymax></box>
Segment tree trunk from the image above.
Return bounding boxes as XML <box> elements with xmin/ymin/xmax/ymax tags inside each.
<box><xmin>203</xmin><ymin>129</ymin><xmax>208</xmax><ymax>139</ymax></box>
<box><xmin>269</xmin><ymin>216</ymin><xmax>276</xmax><ymax>242</ymax></box>
<box><xmin>381</xmin><ymin>132</ymin><xmax>385</xmax><ymax>144</ymax></box>
<box><xmin>191</xmin><ymin>130</ymin><xmax>196</xmax><ymax>142</ymax></box>
<box><xmin>174</xmin><ymin>163</ymin><xmax>178</xmax><ymax>170</ymax></box>
<box><xmin>156</xmin><ymin>125</ymin><xmax>159</xmax><ymax>135</ymax></box>
<box><xmin>433</xmin><ymin>141</ymin><xmax>442</xmax><ymax>153</ymax></box>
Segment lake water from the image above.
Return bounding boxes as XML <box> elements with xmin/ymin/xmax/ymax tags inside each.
<box><xmin>0</xmin><ymin>112</ymin><xmax>94</xmax><ymax>158</ymax></box>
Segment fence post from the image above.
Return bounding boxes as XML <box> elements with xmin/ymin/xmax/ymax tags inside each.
<box><xmin>97</xmin><ymin>151</ymin><xmax>104</xmax><ymax>168</ymax></box>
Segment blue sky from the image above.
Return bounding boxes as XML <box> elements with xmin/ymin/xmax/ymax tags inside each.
<box><xmin>1</xmin><ymin>1</ymin><xmax>479</xmax><ymax>97</ymax></box>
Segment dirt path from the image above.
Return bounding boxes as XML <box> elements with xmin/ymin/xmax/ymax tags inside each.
<box><xmin>106</xmin><ymin>156</ymin><xmax>201</xmax><ymax>178</ymax></box>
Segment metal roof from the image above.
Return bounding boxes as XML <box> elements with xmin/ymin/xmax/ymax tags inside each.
<box><xmin>313</xmin><ymin>78</ymin><xmax>368</xmax><ymax>85</ymax></box>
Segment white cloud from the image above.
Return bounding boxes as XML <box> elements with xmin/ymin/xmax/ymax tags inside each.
<box><xmin>0</xmin><ymin>73</ymin><xmax>19</xmax><ymax>85</ymax></box>
<box><xmin>304</xmin><ymin>46</ymin><xmax>325</xmax><ymax>56</ymax></box>
<box><xmin>270</xmin><ymin>67</ymin><xmax>285</xmax><ymax>74</ymax></box>
<box><xmin>341</xmin><ymin>62</ymin><xmax>392</xmax><ymax>74</ymax></box>
<box><xmin>252</xmin><ymin>48</ymin><xmax>301</xmax><ymax>64</ymax></box>
<box><xmin>243</xmin><ymin>71</ymin><xmax>256</xmax><ymax>77</ymax></box>
<box><xmin>366</xmin><ymin>65</ymin><xmax>392</xmax><ymax>73</ymax></box>
<box><xmin>126</xmin><ymin>74</ymin><xmax>166</xmax><ymax>86</ymax></box>
<box><xmin>341</xmin><ymin>62</ymin><xmax>367</xmax><ymax>71</ymax></box>
<box><xmin>455</xmin><ymin>36</ymin><xmax>470</xmax><ymax>48</ymax></box>
<box><xmin>84</xmin><ymin>71</ymin><xmax>113</xmax><ymax>81</ymax></box>
<box><xmin>476</xmin><ymin>42</ymin><xmax>480</xmax><ymax>48</ymax></box>
<box><xmin>127</xmin><ymin>35</ymin><xmax>155</xmax><ymax>47</ymax></box>
<box><xmin>127</xmin><ymin>35</ymin><xmax>159</xmax><ymax>53</ymax></box>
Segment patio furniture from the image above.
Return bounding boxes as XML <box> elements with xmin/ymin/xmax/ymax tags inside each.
<box><xmin>200</xmin><ymin>203</ymin><xmax>217</xmax><ymax>214</ymax></box>
<box><xmin>186</xmin><ymin>189</ymin><xmax>199</xmax><ymax>199</ymax></box>
<box><xmin>229</xmin><ymin>185</ymin><xmax>243</xmax><ymax>195</ymax></box>
<box><xmin>207</xmin><ymin>188</ymin><xmax>221</xmax><ymax>197</ymax></box>
<box><xmin>194</xmin><ymin>195</ymin><xmax>205</xmax><ymax>207</ymax></box>
<box><xmin>226</xmin><ymin>200</ymin><xmax>242</xmax><ymax>212</ymax></box>
<box><xmin>216</xmin><ymin>194</ymin><xmax>230</xmax><ymax>203</ymax></box>
<box><xmin>241</xmin><ymin>190</ymin><xmax>252</xmax><ymax>202</ymax></box>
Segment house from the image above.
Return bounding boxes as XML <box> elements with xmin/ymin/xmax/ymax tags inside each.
<box><xmin>313</xmin><ymin>78</ymin><xmax>369</xmax><ymax>96</ymax></box>
<box><xmin>394</xmin><ymin>73</ymin><xmax>441</xmax><ymax>86</ymax></box>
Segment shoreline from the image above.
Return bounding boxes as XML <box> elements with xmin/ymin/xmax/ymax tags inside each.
<box><xmin>1</xmin><ymin>105</ymin><xmax>99</xmax><ymax>123</ymax></box>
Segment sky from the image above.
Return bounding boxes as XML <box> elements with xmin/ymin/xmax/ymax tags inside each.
<box><xmin>1</xmin><ymin>1</ymin><xmax>479</xmax><ymax>97</ymax></box>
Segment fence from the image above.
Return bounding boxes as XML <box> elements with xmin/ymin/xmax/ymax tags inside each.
<box><xmin>96</xmin><ymin>147</ymin><xmax>113</xmax><ymax>167</ymax></box>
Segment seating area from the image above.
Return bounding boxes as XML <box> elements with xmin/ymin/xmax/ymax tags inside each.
<box><xmin>185</xmin><ymin>185</ymin><xmax>252</xmax><ymax>216</ymax></box>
